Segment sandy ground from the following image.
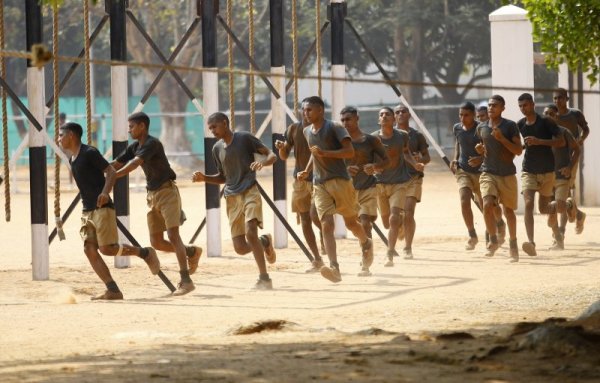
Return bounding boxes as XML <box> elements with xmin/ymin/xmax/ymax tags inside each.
<box><xmin>1</xmin><ymin>158</ymin><xmax>599</xmax><ymax>382</ymax></box>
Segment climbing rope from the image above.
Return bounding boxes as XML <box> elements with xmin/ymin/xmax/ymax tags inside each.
<box><xmin>83</xmin><ymin>0</ymin><xmax>92</xmax><ymax>144</ymax></box>
<box><xmin>52</xmin><ymin>2</ymin><xmax>65</xmax><ymax>240</ymax></box>
<box><xmin>291</xmin><ymin>0</ymin><xmax>299</xmax><ymax>116</ymax></box>
<box><xmin>0</xmin><ymin>0</ymin><xmax>10</xmax><ymax>221</ymax></box>
<box><xmin>227</xmin><ymin>0</ymin><xmax>235</xmax><ymax>130</ymax></box>
<box><xmin>248</xmin><ymin>0</ymin><xmax>256</xmax><ymax>134</ymax></box>
<box><xmin>316</xmin><ymin>0</ymin><xmax>322</xmax><ymax>98</ymax></box>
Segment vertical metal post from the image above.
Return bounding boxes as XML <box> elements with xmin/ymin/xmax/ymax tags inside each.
<box><xmin>109</xmin><ymin>0</ymin><xmax>130</xmax><ymax>267</ymax></box>
<box><xmin>26</xmin><ymin>0</ymin><xmax>49</xmax><ymax>280</ymax></box>
<box><xmin>270</xmin><ymin>0</ymin><xmax>287</xmax><ymax>248</ymax></box>
<box><xmin>202</xmin><ymin>0</ymin><xmax>221</xmax><ymax>256</ymax></box>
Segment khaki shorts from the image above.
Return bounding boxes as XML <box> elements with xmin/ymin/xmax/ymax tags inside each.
<box><xmin>80</xmin><ymin>207</ymin><xmax>119</xmax><ymax>247</ymax></box>
<box><xmin>146</xmin><ymin>180</ymin><xmax>182</xmax><ymax>234</ymax></box>
<box><xmin>225</xmin><ymin>184</ymin><xmax>263</xmax><ymax>238</ymax></box>
<box><xmin>291</xmin><ymin>179</ymin><xmax>313</xmax><ymax>214</ymax></box>
<box><xmin>480</xmin><ymin>172</ymin><xmax>518</xmax><ymax>210</ymax></box>
<box><xmin>313</xmin><ymin>178</ymin><xmax>359</xmax><ymax>220</ymax></box>
<box><xmin>456</xmin><ymin>168</ymin><xmax>482</xmax><ymax>200</ymax></box>
<box><xmin>405</xmin><ymin>176</ymin><xmax>423</xmax><ymax>202</ymax></box>
<box><xmin>376</xmin><ymin>183</ymin><xmax>407</xmax><ymax>217</ymax></box>
<box><xmin>554</xmin><ymin>178</ymin><xmax>570</xmax><ymax>201</ymax></box>
<box><xmin>357</xmin><ymin>186</ymin><xmax>378</xmax><ymax>218</ymax></box>
<box><xmin>521</xmin><ymin>171</ymin><xmax>555</xmax><ymax>197</ymax></box>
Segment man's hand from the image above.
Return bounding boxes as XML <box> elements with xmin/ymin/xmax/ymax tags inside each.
<box><xmin>274</xmin><ymin>139</ymin><xmax>286</xmax><ymax>150</ymax></box>
<box><xmin>559</xmin><ymin>166</ymin><xmax>571</xmax><ymax>178</ymax></box>
<box><xmin>523</xmin><ymin>136</ymin><xmax>540</xmax><ymax>146</ymax></box>
<box><xmin>192</xmin><ymin>171</ymin><xmax>206</xmax><ymax>183</ymax></box>
<box><xmin>491</xmin><ymin>126</ymin><xmax>504</xmax><ymax>141</ymax></box>
<box><xmin>309</xmin><ymin>145</ymin><xmax>324</xmax><ymax>157</ymax></box>
<box><xmin>475</xmin><ymin>143</ymin><xmax>485</xmax><ymax>156</ymax></box>
<box><xmin>468</xmin><ymin>156</ymin><xmax>483</xmax><ymax>168</ymax></box>
<box><xmin>363</xmin><ymin>163</ymin><xmax>376</xmax><ymax>175</ymax></box>
<box><xmin>250</xmin><ymin>161</ymin><xmax>265</xmax><ymax>172</ymax></box>
<box><xmin>96</xmin><ymin>192</ymin><xmax>110</xmax><ymax>208</ymax></box>
<box><xmin>347</xmin><ymin>165</ymin><xmax>360</xmax><ymax>177</ymax></box>
<box><xmin>297</xmin><ymin>170</ymin><xmax>310</xmax><ymax>181</ymax></box>
<box><xmin>414</xmin><ymin>163</ymin><xmax>425</xmax><ymax>172</ymax></box>
<box><xmin>450</xmin><ymin>160</ymin><xmax>458</xmax><ymax>174</ymax></box>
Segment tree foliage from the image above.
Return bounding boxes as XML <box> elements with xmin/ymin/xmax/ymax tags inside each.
<box><xmin>515</xmin><ymin>0</ymin><xmax>600</xmax><ymax>84</ymax></box>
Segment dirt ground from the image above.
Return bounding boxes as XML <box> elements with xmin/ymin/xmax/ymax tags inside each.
<box><xmin>1</xmin><ymin>158</ymin><xmax>599</xmax><ymax>382</ymax></box>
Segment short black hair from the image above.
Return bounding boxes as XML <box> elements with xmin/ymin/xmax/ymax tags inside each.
<box><xmin>393</xmin><ymin>104</ymin><xmax>409</xmax><ymax>113</ymax></box>
<box><xmin>303</xmin><ymin>96</ymin><xmax>325</xmax><ymax>108</ymax></box>
<box><xmin>128</xmin><ymin>112</ymin><xmax>150</xmax><ymax>129</ymax></box>
<box><xmin>207</xmin><ymin>112</ymin><xmax>230</xmax><ymax>127</ymax></box>
<box><xmin>490</xmin><ymin>94</ymin><xmax>505</xmax><ymax>106</ymax></box>
<box><xmin>59</xmin><ymin>112</ymin><xmax>66</xmax><ymax>120</ymax></box>
<box><xmin>545</xmin><ymin>104</ymin><xmax>558</xmax><ymax>112</ymax></box>
<box><xmin>340</xmin><ymin>106</ymin><xmax>358</xmax><ymax>115</ymax></box>
<box><xmin>476</xmin><ymin>105</ymin><xmax>488</xmax><ymax>113</ymax></box>
<box><xmin>61</xmin><ymin>122</ymin><xmax>83</xmax><ymax>139</ymax></box>
<box><xmin>459</xmin><ymin>101</ymin><xmax>476</xmax><ymax>112</ymax></box>
<box><xmin>517</xmin><ymin>93</ymin><xmax>534</xmax><ymax>102</ymax></box>
<box><xmin>554</xmin><ymin>87</ymin><xmax>568</xmax><ymax>97</ymax></box>
<box><xmin>380</xmin><ymin>106</ymin><xmax>393</xmax><ymax>114</ymax></box>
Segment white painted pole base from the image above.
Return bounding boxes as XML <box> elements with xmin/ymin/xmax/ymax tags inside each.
<box><xmin>273</xmin><ymin>199</ymin><xmax>288</xmax><ymax>248</ymax></box>
<box><xmin>206</xmin><ymin>208</ymin><xmax>222</xmax><ymax>257</ymax></box>
<box><xmin>115</xmin><ymin>216</ymin><xmax>131</xmax><ymax>268</ymax></box>
<box><xmin>31</xmin><ymin>224</ymin><xmax>49</xmax><ymax>281</ymax></box>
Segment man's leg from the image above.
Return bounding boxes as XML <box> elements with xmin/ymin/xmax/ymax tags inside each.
<box><xmin>503</xmin><ymin>205</ymin><xmax>519</xmax><ymax>262</ymax></box>
<box><xmin>309</xmin><ymin>204</ymin><xmax>326</xmax><ymax>255</ymax></box>
<box><xmin>83</xmin><ymin>241</ymin><xmax>123</xmax><ymax>300</ymax></box>
<box><xmin>403</xmin><ymin>197</ymin><xmax>418</xmax><ymax>259</ymax></box>
<box><xmin>387</xmin><ymin>206</ymin><xmax>403</xmax><ymax>256</ymax></box>
<box><xmin>300</xmin><ymin>211</ymin><xmax>324</xmax><ymax>272</ymax></box>
<box><xmin>166</xmin><ymin>226</ymin><xmax>195</xmax><ymax>296</ymax></box>
<box><xmin>98</xmin><ymin>244</ymin><xmax>161</xmax><ymax>275</ymax></box>
<box><xmin>522</xmin><ymin>189</ymin><xmax>537</xmax><ymax>256</ymax></box>
<box><xmin>483</xmin><ymin>196</ymin><xmax>500</xmax><ymax>256</ymax></box>
<box><xmin>319</xmin><ymin>214</ymin><xmax>342</xmax><ymax>282</ymax></box>
<box><xmin>459</xmin><ymin>187</ymin><xmax>478</xmax><ymax>250</ymax></box>
<box><xmin>243</xmin><ymin>219</ymin><xmax>272</xmax><ymax>289</ymax></box>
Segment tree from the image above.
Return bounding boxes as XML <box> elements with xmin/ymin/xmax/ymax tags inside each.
<box><xmin>514</xmin><ymin>0</ymin><xmax>600</xmax><ymax>85</ymax></box>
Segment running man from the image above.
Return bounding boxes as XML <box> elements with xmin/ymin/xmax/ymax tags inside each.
<box><xmin>476</xmin><ymin>105</ymin><xmax>489</xmax><ymax>124</ymax></box>
<box><xmin>450</xmin><ymin>102</ymin><xmax>484</xmax><ymax>250</ymax></box>
<box><xmin>517</xmin><ymin>93</ymin><xmax>564</xmax><ymax>256</ymax></box>
<box><xmin>192</xmin><ymin>112</ymin><xmax>277</xmax><ymax>290</ymax></box>
<box><xmin>114</xmin><ymin>112</ymin><xmax>201</xmax><ymax>296</ymax></box>
<box><xmin>373</xmin><ymin>107</ymin><xmax>420</xmax><ymax>267</ymax></box>
<box><xmin>297</xmin><ymin>96</ymin><xmax>374</xmax><ymax>283</ymax></box>
<box><xmin>275</xmin><ymin>103</ymin><xmax>326</xmax><ymax>273</ymax></box>
<box><xmin>341</xmin><ymin>106</ymin><xmax>389</xmax><ymax>276</ymax></box>
<box><xmin>476</xmin><ymin>95</ymin><xmax>522</xmax><ymax>262</ymax></box>
<box><xmin>394</xmin><ymin>104</ymin><xmax>430</xmax><ymax>259</ymax></box>
<box><xmin>543</xmin><ymin>104</ymin><xmax>581</xmax><ymax>249</ymax></box>
<box><xmin>552</xmin><ymin>88</ymin><xmax>588</xmax><ymax>234</ymax></box>
<box><xmin>59</xmin><ymin>122</ymin><xmax>160</xmax><ymax>300</ymax></box>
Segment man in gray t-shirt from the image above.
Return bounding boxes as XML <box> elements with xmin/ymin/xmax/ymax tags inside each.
<box><xmin>475</xmin><ymin>95</ymin><xmax>523</xmax><ymax>262</ymax></box>
<box><xmin>192</xmin><ymin>112</ymin><xmax>277</xmax><ymax>290</ymax></box>
<box><xmin>296</xmin><ymin>96</ymin><xmax>373</xmax><ymax>283</ymax></box>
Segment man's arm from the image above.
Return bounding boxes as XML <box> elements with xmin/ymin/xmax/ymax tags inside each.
<box><xmin>97</xmin><ymin>164</ymin><xmax>116</xmax><ymax>207</ymax></box>
<box><xmin>492</xmin><ymin>126</ymin><xmax>522</xmax><ymax>156</ymax></box>
<box><xmin>576</xmin><ymin>111</ymin><xmax>590</xmax><ymax>142</ymax></box>
<box><xmin>192</xmin><ymin>170</ymin><xmax>226</xmax><ymax>184</ymax></box>
<box><xmin>114</xmin><ymin>156</ymin><xmax>144</xmax><ymax>179</ymax></box>
<box><xmin>250</xmin><ymin>146</ymin><xmax>277</xmax><ymax>171</ymax></box>
<box><xmin>450</xmin><ymin>138</ymin><xmax>460</xmax><ymax>173</ymax></box>
<box><xmin>403</xmin><ymin>142</ymin><xmax>425</xmax><ymax>172</ymax></box>
<box><xmin>310</xmin><ymin>137</ymin><xmax>354</xmax><ymax>159</ymax></box>
<box><xmin>297</xmin><ymin>155</ymin><xmax>313</xmax><ymax>181</ymax></box>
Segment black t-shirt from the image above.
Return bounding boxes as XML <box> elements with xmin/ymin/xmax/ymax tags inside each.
<box><xmin>213</xmin><ymin>131</ymin><xmax>269</xmax><ymax>196</ymax></box>
<box><xmin>70</xmin><ymin>144</ymin><xmax>113</xmax><ymax>212</ymax></box>
<box><xmin>453</xmin><ymin>123</ymin><xmax>481</xmax><ymax>174</ymax></box>
<box><xmin>303</xmin><ymin>120</ymin><xmax>351</xmax><ymax>184</ymax></box>
<box><xmin>284</xmin><ymin>122</ymin><xmax>312</xmax><ymax>181</ymax></box>
<box><xmin>553</xmin><ymin>126</ymin><xmax>575</xmax><ymax>180</ymax></box>
<box><xmin>116</xmin><ymin>135</ymin><xmax>176</xmax><ymax>191</ymax></box>
<box><xmin>347</xmin><ymin>134</ymin><xmax>387</xmax><ymax>190</ymax></box>
<box><xmin>477</xmin><ymin>118</ymin><xmax>520</xmax><ymax>176</ymax></box>
<box><xmin>407</xmin><ymin>127</ymin><xmax>429</xmax><ymax>178</ymax></box>
<box><xmin>518</xmin><ymin>113</ymin><xmax>561</xmax><ymax>174</ymax></box>
<box><xmin>557</xmin><ymin>109</ymin><xmax>587</xmax><ymax>139</ymax></box>
<box><xmin>372</xmin><ymin>129</ymin><xmax>411</xmax><ymax>185</ymax></box>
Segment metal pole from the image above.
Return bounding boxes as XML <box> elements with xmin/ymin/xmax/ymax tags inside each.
<box><xmin>26</xmin><ymin>0</ymin><xmax>49</xmax><ymax>280</ymax></box>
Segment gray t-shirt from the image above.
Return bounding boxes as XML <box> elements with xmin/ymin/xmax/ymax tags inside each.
<box><xmin>373</xmin><ymin>129</ymin><xmax>411</xmax><ymax>184</ymax></box>
<box><xmin>553</xmin><ymin>126</ymin><xmax>575</xmax><ymax>180</ymax></box>
<box><xmin>347</xmin><ymin>133</ymin><xmax>387</xmax><ymax>190</ymax></box>
<box><xmin>477</xmin><ymin>118</ymin><xmax>520</xmax><ymax>176</ymax></box>
<box><xmin>284</xmin><ymin>122</ymin><xmax>312</xmax><ymax>181</ymax></box>
<box><xmin>407</xmin><ymin>127</ymin><xmax>429</xmax><ymax>178</ymax></box>
<box><xmin>116</xmin><ymin>135</ymin><xmax>176</xmax><ymax>191</ymax></box>
<box><xmin>303</xmin><ymin>120</ymin><xmax>351</xmax><ymax>184</ymax></box>
<box><xmin>212</xmin><ymin>131</ymin><xmax>269</xmax><ymax>196</ymax></box>
<box><xmin>557</xmin><ymin>109</ymin><xmax>587</xmax><ymax>139</ymax></box>
<box><xmin>453</xmin><ymin>123</ymin><xmax>481</xmax><ymax>174</ymax></box>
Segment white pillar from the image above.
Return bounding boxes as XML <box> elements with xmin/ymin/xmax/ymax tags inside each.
<box><xmin>331</xmin><ymin>64</ymin><xmax>347</xmax><ymax>238</ymax></box>
<box><xmin>490</xmin><ymin>5</ymin><xmax>534</xmax><ymax>214</ymax></box>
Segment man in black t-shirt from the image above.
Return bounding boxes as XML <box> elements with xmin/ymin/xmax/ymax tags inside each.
<box><xmin>59</xmin><ymin>122</ymin><xmax>160</xmax><ymax>300</ymax></box>
<box><xmin>114</xmin><ymin>112</ymin><xmax>201</xmax><ymax>296</ymax></box>
<box><xmin>517</xmin><ymin>93</ymin><xmax>564</xmax><ymax>256</ymax></box>
<box><xmin>192</xmin><ymin>112</ymin><xmax>277</xmax><ymax>290</ymax></box>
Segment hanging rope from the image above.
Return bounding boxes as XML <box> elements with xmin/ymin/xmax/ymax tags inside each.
<box><xmin>52</xmin><ymin>2</ymin><xmax>65</xmax><ymax>240</ymax></box>
<box><xmin>227</xmin><ymin>0</ymin><xmax>235</xmax><ymax>130</ymax></box>
<box><xmin>291</xmin><ymin>0</ymin><xmax>299</xmax><ymax>116</ymax></box>
<box><xmin>315</xmin><ymin>0</ymin><xmax>322</xmax><ymax>98</ymax></box>
<box><xmin>248</xmin><ymin>0</ymin><xmax>256</xmax><ymax>134</ymax></box>
<box><xmin>84</xmin><ymin>0</ymin><xmax>92</xmax><ymax>144</ymax></box>
<box><xmin>0</xmin><ymin>0</ymin><xmax>10</xmax><ymax>221</ymax></box>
